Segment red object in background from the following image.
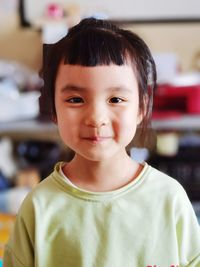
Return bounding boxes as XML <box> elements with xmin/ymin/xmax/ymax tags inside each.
<box><xmin>152</xmin><ymin>84</ymin><xmax>200</xmax><ymax>119</ymax></box>
<box><xmin>45</xmin><ymin>3</ymin><xmax>64</xmax><ymax>19</ymax></box>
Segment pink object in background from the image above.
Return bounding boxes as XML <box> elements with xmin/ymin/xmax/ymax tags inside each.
<box><xmin>45</xmin><ymin>3</ymin><xmax>64</xmax><ymax>19</ymax></box>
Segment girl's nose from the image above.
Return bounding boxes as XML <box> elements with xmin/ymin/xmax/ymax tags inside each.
<box><xmin>84</xmin><ymin>104</ymin><xmax>109</xmax><ymax>128</ymax></box>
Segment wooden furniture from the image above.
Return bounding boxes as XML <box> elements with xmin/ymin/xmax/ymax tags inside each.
<box><xmin>0</xmin><ymin>213</ymin><xmax>15</xmax><ymax>259</ymax></box>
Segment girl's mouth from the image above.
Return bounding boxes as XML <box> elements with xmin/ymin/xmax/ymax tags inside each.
<box><xmin>82</xmin><ymin>136</ymin><xmax>112</xmax><ymax>142</ymax></box>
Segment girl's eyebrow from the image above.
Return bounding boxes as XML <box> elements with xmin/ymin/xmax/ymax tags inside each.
<box><xmin>61</xmin><ymin>84</ymin><xmax>133</xmax><ymax>94</ymax></box>
<box><xmin>61</xmin><ymin>84</ymin><xmax>87</xmax><ymax>93</ymax></box>
<box><xmin>109</xmin><ymin>86</ymin><xmax>133</xmax><ymax>94</ymax></box>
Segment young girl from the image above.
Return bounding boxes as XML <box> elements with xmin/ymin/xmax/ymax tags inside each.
<box><xmin>3</xmin><ymin>18</ymin><xmax>200</xmax><ymax>267</ymax></box>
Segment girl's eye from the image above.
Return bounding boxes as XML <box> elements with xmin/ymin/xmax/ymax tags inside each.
<box><xmin>109</xmin><ymin>97</ymin><xmax>124</xmax><ymax>103</ymax></box>
<box><xmin>66</xmin><ymin>97</ymin><xmax>84</xmax><ymax>103</ymax></box>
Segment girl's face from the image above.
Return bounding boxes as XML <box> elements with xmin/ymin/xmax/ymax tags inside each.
<box><xmin>55</xmin><ymin>64</ymin><xmax>142</xmax><ymax>162</ymax></box>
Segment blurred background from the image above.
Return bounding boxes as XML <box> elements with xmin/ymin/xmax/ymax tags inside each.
<box><xmin>0</xmin><ymin>0</ymin><xmax>200</xmax><ymax>261</ymax></box>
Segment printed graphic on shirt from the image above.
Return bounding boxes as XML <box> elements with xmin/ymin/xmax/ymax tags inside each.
<box><xmin>146</xmin><ymin>265</ymin><xmax>179</xmax><ymax>267</ymax></box>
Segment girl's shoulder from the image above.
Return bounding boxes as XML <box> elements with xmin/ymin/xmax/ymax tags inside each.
<box><xmin>143</xmin><ymin>163</ymin><xmax>189</xmax><ymax>200</ymax></box>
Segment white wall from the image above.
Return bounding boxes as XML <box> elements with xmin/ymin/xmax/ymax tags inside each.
<box><xmin>24</xmin><ymin>0</ymin><xmax>200</xmax><ymax>23</ymax></box>
<box><xmin>0</xmin><ymin>1</ymin><xmax>200</xmax><ymax>72</ymax></box>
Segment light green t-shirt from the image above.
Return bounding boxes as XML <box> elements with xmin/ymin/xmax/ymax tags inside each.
<box><xmin>3</xmin><ymin>162</ymin><xmax>200</xmax><ymax>267</ymax></box>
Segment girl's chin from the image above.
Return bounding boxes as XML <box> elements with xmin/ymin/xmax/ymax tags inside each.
<box><xmin>73</xmin><ymin>149</ymin><xmax>127</xmax><ymax>163</ymax></box>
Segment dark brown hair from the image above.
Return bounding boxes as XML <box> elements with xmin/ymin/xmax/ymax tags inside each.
<box><xmin>40</xmin><ymin>17</ymin><xmax>157</xmax><ymax>142</ymax></box>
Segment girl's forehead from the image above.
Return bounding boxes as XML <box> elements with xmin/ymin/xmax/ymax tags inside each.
<box><xmin>55</xmin><ymin>64</ymin><xmax>138</xmax><ymax>92</ymax></box>
<box><xmin>57</xmin><ymin>63</ymin><xmax>137</xmax><ymax>81</ymax></box>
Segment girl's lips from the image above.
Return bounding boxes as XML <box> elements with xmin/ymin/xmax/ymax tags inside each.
<box><xmin>82</xmin><ymin>136</ymin><xmax>112</xmax><ymax>142</ymax></box>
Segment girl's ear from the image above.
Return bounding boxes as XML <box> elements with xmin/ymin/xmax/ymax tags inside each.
<box><xmin>137</xmin><ymin>94</ymin><xmax>148</xmax><ymax>126</ymax></box>
<box><xmin>137</xmin><ymin>112</ymin><xmax>143</xmax><ymax>126</ymax></box>
<box><xmin>51</xmin><ymin>115</ymin><xmax>57</xmax><ymax>124</ymax></box>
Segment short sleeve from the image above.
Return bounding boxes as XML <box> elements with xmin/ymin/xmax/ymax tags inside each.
<box><xmin>175</xmin><ymin>185</ymin><xmax>200</xmax><ymax>266</ymax></box>
<box><xmin>3</xmin><ymin>197</ymin><xmax>35</xmax><ymax>267</ymax></box>
<box><xmin>3</xmin><ymin>244</ymin><xmax>25</xmax><ymax>267</ymax></box>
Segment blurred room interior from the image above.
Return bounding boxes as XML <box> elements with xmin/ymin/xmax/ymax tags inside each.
<box><xmin>0</xmin><ymin>0</ymin><xmax>200</xmax><ymax>262</ymax></box>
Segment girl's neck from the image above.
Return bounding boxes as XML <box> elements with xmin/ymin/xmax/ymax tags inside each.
<box><xmin>63</xmin><ymin>152</ymin><xmax>143</xmax><ymax>192</ymax></box>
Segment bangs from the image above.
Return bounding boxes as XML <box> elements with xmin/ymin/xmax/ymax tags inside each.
<box><xmin>61</xmin><ymin>28</ymin><xmax>131</xmax><ymax>66</ymax></box>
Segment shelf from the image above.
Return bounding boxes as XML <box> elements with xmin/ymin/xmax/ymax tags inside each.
<box><xmin>152</xmin><ymin>115</ymin><xmax>200</xmax><ymax>130</ymax></box>
<box><xmin>0</xmin><ymin>120</ymin><xmax>59</xmax><ymax>142</ymax></box>
<box><xmin>0</xmin><ymin>115</ymin><xmax>200</xmax><ymax>142</ymax></box>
